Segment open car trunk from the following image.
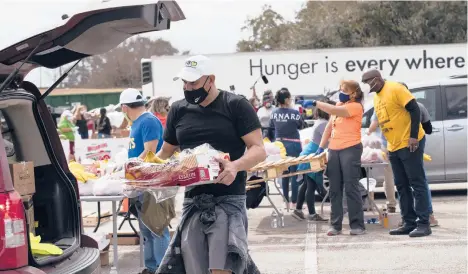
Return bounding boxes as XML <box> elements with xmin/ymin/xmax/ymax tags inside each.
<box><xmin>0</xmin><ymin>88</ymin><xmax>84</xmax><ymax>267</ymax></box>
<box><xmin>0</xmin><ymin>1</ymin><xmax>186</xmax><ymax>271</ymax></box>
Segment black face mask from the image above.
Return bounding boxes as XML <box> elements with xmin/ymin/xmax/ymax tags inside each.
<box><xmin>184</xmin><ymin>77</ymin><xmax>211</xmax><ymax>105</ymax></box>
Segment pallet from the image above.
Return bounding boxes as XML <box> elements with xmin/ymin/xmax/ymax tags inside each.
<box><xmin>247</xmin><ymin>152</ymin><xmax>327</xmax><ymax>184</ymax></box>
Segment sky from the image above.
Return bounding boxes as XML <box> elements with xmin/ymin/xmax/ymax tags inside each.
<box><xmin>1</xmin><ymin>0</ymin><xmax>305</xmax><ymax>87</ymax></box>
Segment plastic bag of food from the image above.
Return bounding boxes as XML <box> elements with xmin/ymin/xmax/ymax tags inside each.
<box><xmin>361</xmin><ymin>147</ymin><xmax>385</xmax><ymax>163</ymax></box>
<box><xmin>264</xmin><ymin>142</ymin><xmax>281</xmax><ymax>156</ymax></box>
<box><xmin>361</xmin><ymin>133</ymin><xmax>383</xmax><ymax>149</ymax></box>
<box><xmin>123</xmin><ymin>144</ymin><xmax>228</xmax><ymax>202</ymax></box>
<box><xmin>91</xmin><ymin>170</ymin><xmax>126</xmax><ymax>196</ymax></box>
<box><xmin>78</xmin><ymin>180</ymin><xmax>94</xmax><ymax>196</ymax></box>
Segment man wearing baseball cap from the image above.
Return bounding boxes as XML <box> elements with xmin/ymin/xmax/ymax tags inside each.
<box><xmin>119</xmin><ymin>88</ymin><xmax>169</xmax><ymax>274</ymax></box>
<box><xmin>362</xmin><ymin>69</ymin><xmax>431</xmax><ymax>238</ymax></box>
<box><xmin>157</xmin><ymin>55</ymin><xmax>266</xmax><ymax>274</ymax></box>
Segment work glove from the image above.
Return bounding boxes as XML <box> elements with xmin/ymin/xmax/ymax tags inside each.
<box><xmin>313</xmin><ymin>147</ymin><xmax>325</xmax><ymax>156</ymax></box>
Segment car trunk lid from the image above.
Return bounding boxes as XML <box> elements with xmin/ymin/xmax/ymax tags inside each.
<box><xmin>0</xmin><ymin>1</ymin><xmax>185</xmax><ymax>83</ymax></box>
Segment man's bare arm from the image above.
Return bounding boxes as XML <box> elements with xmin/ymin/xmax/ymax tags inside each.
<box><xmin>156</xmin><ymin>141</ymin><xmax>179</xmax><ymax>160</ymax></box>
<box><xmin>233</xmin><ymin>128</ymin><xmax>266</xmax><ymax>171</ymax></box>
<box><xmin>138</xmin><ymin>140</ymin><xmax>159</xmax><ymax>159</ymax></box>
<box><xmin>368</xmin><ymin>119</ymin><xmax>379</xmax><ymax>134</ymax></box>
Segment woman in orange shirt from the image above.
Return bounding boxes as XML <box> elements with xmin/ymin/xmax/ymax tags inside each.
<box><xmin>151</xmin><ymin>97</ymin><xmax>170</xmax><ymax>128</ymax></box>
<box><xmin>312</xmin><ymin>80</ymin><xmax>366</xmax><ymax>236</ymax></box>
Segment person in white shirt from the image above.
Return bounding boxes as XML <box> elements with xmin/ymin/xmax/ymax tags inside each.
<box><xmin>257</xmin><ymin>90</ymin><xmax>275</xmax><ymax>139</ymax></box>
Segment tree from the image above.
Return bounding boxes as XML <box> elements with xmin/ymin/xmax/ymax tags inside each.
<box><xmin>65</xmin><ymin>37</ymin><xmax>179</xmax><ymax>88</ymax></box>
<box><xmin>237</xmin><ymin>1</ymin><xmax>467</xmax><ymax>51</ymax></box>
<box><xmin>236</xmin><ymin>5</ymin><xmax>292</xmax><ymax>52</ymax></box>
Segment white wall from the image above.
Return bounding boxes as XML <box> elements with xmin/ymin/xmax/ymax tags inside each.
<box><xmin>144</xmin><ymin>43</ymin><xmax>467</xmax><ymax>102</ymax></box>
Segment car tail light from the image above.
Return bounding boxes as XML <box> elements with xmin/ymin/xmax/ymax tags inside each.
<box><xmin>0</xmin><ymin>191</ymin><xmax>28</xmax><ymax>270</ymax></box>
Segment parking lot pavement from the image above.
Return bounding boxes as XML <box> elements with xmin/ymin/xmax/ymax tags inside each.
<box><xmin>87</xmin><ymin>185</ymin><xmax>467</xmax><ymax>274</ymax></box>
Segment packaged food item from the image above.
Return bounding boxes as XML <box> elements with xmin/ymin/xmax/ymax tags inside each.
<box><xmin>362</xmin><ymin>133</ymin><xmax>383</xmax><ymax>149</ymax></box>
<box><xmin>124</xmin><ymin>144</ymin><xmax>228</xmax><ymax>193</ymax></box>
<box><xmin>361</xmin><ymin>147</ymin><xmax>385</xmax><ymax>163</ymax></box>
<box><xmin>264</xmin><ymin>142</ymin><xmax>281</xmax><ymax>157</ymax></box>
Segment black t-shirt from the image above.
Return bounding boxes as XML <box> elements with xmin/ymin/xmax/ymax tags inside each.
<box><xmin>97</xmin><ymin>117</ymin><xmax>112</xmax><ymax>135</ymax></box>
<box><xmin>164</xmin><ymin>90</ymin><xmax>261</xmax><ymax>198</ymax></box>
<box><xmin>76</xmin><ymin>115</ymin><xmax>88</xmax><ymax>134</ymax></box>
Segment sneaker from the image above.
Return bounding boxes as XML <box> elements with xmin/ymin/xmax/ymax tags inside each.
<box><xmin>429</xmin><ymin>214</ymin><xmax>439</xmax><ymax>227</ymax></box>
<box><xmin>389</xmin><ymin>225</ymin><xmax>417</xmax><ymax>235</ymax></box>
<box><xmin>140</xmin><ymin>269</ymin><xmax>155</xmax><ymax>274</ymax></box>
<box><xmin>409</xmin><ymin>226</ymin><xmax>432</xmax><ymax>237</ymax></box>
<box><xmin>387</xmin><ymin>206</ymin><xmax>396</xmax><ymax>213</ymax></box>
<box><xmin>350</xmin><ymin>228</ymin><xmax>366</xmax><ymax>235</ymax></box>
<box><xmin>291</xmin><ymin>209</ymin><xmax>305</xmax><ymax>221</ymax></box>
<box><xmin>308</xmin><ymin>214</ymin><xmax>328</xmax><ymax>222</ymax></box>
<box><xmin>326</xmin><ymin>227</ymin><xmax>342</xmax><ymax>236</ymax></box>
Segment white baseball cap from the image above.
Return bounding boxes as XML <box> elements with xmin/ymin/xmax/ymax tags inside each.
<box><xmin>119</xmin><ymin>88</ymin><xmax>144</xmax><ymax>105</ymax></box>
<box><xmin>173</xmin><ymin>55</ymin><xmax>214</xmax><ymax>82</ymax></box>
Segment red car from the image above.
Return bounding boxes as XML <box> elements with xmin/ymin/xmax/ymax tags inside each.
<box><xmin>0</xmin><ymin>2</ymin><xmax>185</xmax><ymax>273</ymax></box>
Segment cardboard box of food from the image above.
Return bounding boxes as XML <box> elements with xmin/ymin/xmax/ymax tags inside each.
<box><xmin>10</xmin><ymin>162</ymin><xmax>35</xmax><ymax>196</ymax></box>
<box><xmin>21</xmin><ymin>195</ymin><xmax>35</xmax><ymax>235</ymax></box>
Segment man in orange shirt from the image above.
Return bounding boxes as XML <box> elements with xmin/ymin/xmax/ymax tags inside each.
<box><xmin>362</xmin><ymin>69</ymin><xmax>431</xmax><ymax>237</ymax></box>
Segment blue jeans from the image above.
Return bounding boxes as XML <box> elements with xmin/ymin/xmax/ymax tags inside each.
<box><xmin>389</xmin><ymin>137</ymin><xmax>430</xmax><ymax>226</ymax></box>
<box><xmin>139</xmin><ymin>218</ymin><xmax>170</xmax><ymax>272</ymax></box>
<box><xmin>281</xmin><ymin>140</ymin><xmax>302</xmax><ymax>203</ymax></box>
<box><xmin>427</xmin><ymin>182</ymin><xmax>433</xmax><ymax>214</ymax></box>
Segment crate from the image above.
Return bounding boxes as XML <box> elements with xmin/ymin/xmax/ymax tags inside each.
<box><xmin>108</xmin><ymin>232</ymin><xmax>140</xmax><ymax>245</ymax></box>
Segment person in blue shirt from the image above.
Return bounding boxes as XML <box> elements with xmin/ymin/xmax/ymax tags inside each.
<box><xmin>269</xmin><ymin>88</ymin><xmax>305</xmax><ymax>209</ymax></box>
<box><xmin>120</xmin><ymin>88</ymin><xmax>167</xmax><ymax>274</ymax></box>
<box><xmin>293</xmin><ymin>99</ymin><xmax>334</xmax><ymax>222</ymax></box>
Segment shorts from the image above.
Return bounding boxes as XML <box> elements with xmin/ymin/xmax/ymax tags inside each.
<box><xmin>181</xmin><ymin>206</ymin><xmax>230</xmax><ymax>274</ymax></box>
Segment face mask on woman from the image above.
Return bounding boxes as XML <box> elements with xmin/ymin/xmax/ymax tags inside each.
<box><xmin>339</xmin><ymin>91</ymin><xmax>350</xmax><ymax>103</ymax></box>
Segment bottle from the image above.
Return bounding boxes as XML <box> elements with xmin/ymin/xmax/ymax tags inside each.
<box><xmin>271</xmin><ymin>218</ymin><xmax>278</xmax><ymax>228</ymax></box>
<box><xmin>382</xmin><ymin>208</ymin><xmax>389</xmax><ymax>228</ymax></box>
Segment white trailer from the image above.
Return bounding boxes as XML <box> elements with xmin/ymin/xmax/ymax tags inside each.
<box><xmin>141</xmin><ymin>43</ymin><xmax>466</xmax><ymax>101</ymax></box>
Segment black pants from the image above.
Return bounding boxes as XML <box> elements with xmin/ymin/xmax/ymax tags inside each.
<box><xmin>389</xmin><ymin>136</ymin><xmax>429</xmax><ymax>226</ymax></box>
<box><xmin>327</xmin><ymin>143</ymin><xmax>365</xmax><ymax>230</ymax></box>
<box><xmin>296</xmin><ymin>176</ymin><xmax>318</xmax><ymax>215</ymax></box>
<box><xmin>79</xmin><ymin>130</ymin><xmax>89</xmax><ymax>139</ymax></box>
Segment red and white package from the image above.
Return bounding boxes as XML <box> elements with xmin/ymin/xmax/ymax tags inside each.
<box><xmin>124</xmin><ymin>144</ymin><xmax>229</xmax><ymax>189</ymax></box>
